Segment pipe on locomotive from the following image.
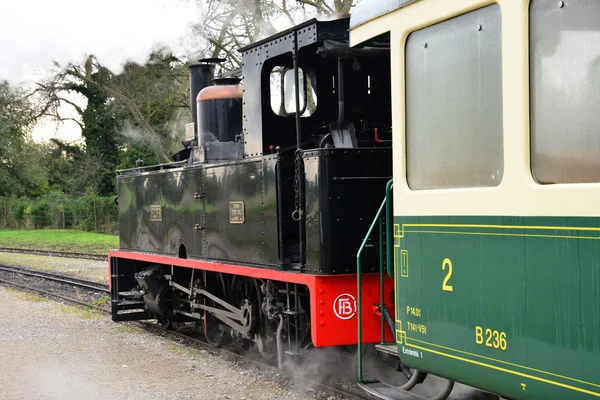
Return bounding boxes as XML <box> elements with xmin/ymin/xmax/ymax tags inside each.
<box><xmin>293</xmin><ymin>31</ymin><xmax>307</xmax><ymax>271</ymax></box>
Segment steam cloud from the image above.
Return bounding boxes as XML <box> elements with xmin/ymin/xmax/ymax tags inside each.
<box><xmin>0</xmin><ymin>0</ymin><xmax>201</xmax><ymax>84</ymax></box>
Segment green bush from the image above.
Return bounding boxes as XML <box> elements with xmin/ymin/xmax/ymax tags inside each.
<box><xmin>0</xmin><ymin>194</ymin><xmax>118</xmax><ymax>234</ymax></box>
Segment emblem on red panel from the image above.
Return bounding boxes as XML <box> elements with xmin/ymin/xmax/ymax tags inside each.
<box><xmin>333</xmin><ymin>293</ymin><xmax>357</xmax><ymax>320</ymax></box>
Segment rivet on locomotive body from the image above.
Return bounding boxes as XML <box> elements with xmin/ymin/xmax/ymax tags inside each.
<box><xmin>319</xmin><ymin>289</ymin><xmax>324</xmax><ymax>294</ymax></box>
<box><xmin>477</xmin><ymin>24</ymin><xmax>482</xmax><ymax>31</ymax></box>
<box><xmin>320</xmin><ymin>321</ymin><xmax>325</xmax><ymax>326</ymax></box>
<box><xmin>558</xmin><ymin>1</ymin><xmax>564</xmax><ymax>7</ymax></box>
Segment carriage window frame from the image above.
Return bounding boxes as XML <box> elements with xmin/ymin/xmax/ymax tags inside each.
<box><xmin>529</xmin><ymin>0</ymin><xmax>600</xmax><ymax>184</ymax></box>
<box><xmin>404</xmin><ymin>4</ymin><xmax>504</xmax><ymax>190</ymax></box>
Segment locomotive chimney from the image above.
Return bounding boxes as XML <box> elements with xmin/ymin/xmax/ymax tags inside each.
<box><xmin>189</xmin><ymin>61</ymin><xmax>216</xmax><ymax>142</ymax></box>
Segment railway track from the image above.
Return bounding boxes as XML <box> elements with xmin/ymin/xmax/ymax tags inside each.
<box><xmin>0</xmin><ymin>264</ymin><xmax>109</xmax><ymax>292</ymax></box>
<box><xmin>0</xmin><ymin>247</ymin><xmax>106</xmax><ymax>261</ymax></box>
<box><xmin>0</xmin><ymin>264</ymin><xmax>364</xmax><ymax>400</ymax></box>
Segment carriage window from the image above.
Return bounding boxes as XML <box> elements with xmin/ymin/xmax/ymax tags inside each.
<box><xmin>530</xmin><ymin>0</ymin><xmax>600</xmax><ymax>184</ymax></box>
<box><xmin>405</xmin><ymin>5</ymin><xmax>503</xmax><ymax>190</ymax></box>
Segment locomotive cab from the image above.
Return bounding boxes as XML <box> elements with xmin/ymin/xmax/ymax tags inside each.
<box><xmin>239</xmin><ymin>17</ymin><xmax>393</xmax><ymax>273</ymax></box>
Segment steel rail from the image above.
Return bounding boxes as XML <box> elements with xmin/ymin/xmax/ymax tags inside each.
<box><xmin>0</xmin><ymin>269</ymin><xmax>365</xmax><ymax>400</ymax></box>
<box><xmin>0</xmin><ymin>247</ymin><xmax>107</xmax><ymax>261</ymax></box>
<box><xmin>0</xmin><ymin>264</ymin><xmax>109</xmax><ymax>293</ymax></box>
<box><xmin>0</xmin><ymin>277</ymin><xmax>107</xmax><ymax>310</ymax></box>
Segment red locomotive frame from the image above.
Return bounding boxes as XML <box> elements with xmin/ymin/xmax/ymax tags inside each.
<box><xmin>109</xmin><ymin>250</ymin><xmax>394</xmax><ymax>347</ymax></box>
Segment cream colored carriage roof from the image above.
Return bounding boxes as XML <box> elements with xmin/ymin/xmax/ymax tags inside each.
<box><xmin>350</xmin><ymin>0</ymin><xmax>420</xmax><ymax>29</ymax></box>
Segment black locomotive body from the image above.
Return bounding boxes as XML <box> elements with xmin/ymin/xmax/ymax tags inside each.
<box><xmin>110</xmin><ymin>17</ymin><xmax>394</xmax><ymax>357</ymax></box>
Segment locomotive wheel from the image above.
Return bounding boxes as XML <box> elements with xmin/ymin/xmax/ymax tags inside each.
<box><xmin>203</xmin><ymin>272</ymin><xmax>229</xmax><ymax>347</ymax></box>
<box><xmin>229</xmin><ymin>276</ymin><xmax>263</xmax><ymax>351</ymax></box>
<box><xmin>159</xmin><ymin>318</ymin><xmax>174</xmax><ymax>330</ymax></box>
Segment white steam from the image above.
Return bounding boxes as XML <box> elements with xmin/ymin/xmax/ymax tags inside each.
<box><xmin>0</xmin><ymin>0</ymin><xmax>201</xmax><ymax>84</ymax></box>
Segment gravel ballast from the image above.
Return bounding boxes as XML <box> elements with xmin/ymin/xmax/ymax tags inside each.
<box><xmin>0</xmin><ymin>287</ymin><xmax>338</xmax><ymax>400</ymax></box>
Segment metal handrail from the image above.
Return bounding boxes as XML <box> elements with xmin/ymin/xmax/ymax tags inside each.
<box><xmin>117</xmin><ymin>160</ymin><xmax>187</xmax><ymax>175</ymax></box>
<box><xmin>385</xmin><ymin>180</ymin><xmax>394</xmax><ymax>278</ymax></box>
<box><xmin>356</xmin><ymin>179</ymin><xmax>393</xmax><ymax>383</ymax></box>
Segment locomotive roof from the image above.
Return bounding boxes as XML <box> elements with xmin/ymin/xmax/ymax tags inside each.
<box><xmin>350</xmin><ymin>0</ymin><xmax>420</xmax><ymax>29</ymax></box>
<box><xmin>239</xmin><ymin>18</ymin><xmax>349</xmax><ymax>53</ymax></box>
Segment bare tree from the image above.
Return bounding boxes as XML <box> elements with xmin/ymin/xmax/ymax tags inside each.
<box><xmin>195</xmin><ymin>0</ymin><xmax>356</xmax><ymax>71</ymax></box>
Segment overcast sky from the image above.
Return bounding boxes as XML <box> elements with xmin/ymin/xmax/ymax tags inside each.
<box><xmin>0</xmin><ymin>0</ymin><xmax>203</xmax><ymax>141</ymax></box>
<box><xmin>0</xmin><ymin>0</ymin><xmax>201</xmax><ymax>84</ymax></box>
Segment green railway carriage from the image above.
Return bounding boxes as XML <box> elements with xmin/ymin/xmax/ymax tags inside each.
<box><xmin>351</xmin><ymin>0</ymin><xmax>600</xmax><ymax>399</ymax></box>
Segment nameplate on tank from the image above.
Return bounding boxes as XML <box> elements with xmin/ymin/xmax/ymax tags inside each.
<box><xmin>229</xmin><ymin>201</ymin><xmax>245</xmax><ymax>224</ymax></box>
<box><xmin>150</xmin><ymin>205</ymin><xmax>163</xmax><ymax>221</ymax></box>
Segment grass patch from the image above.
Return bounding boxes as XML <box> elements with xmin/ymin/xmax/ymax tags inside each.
<box><xmin>3</xmin><ymin>287</ymin><xmax>101</xmax><ymax>319</ymax></box>
<box><xmin>116</xmin><ymin>324</ymin><xmax>143</xmax><ymax>334</ymax></box>
<box><xmin>0</xmin><ymin>229</ymin><xmax>118</xmax><ymax>254</ymax></box>
<box><xmin>93</xmin><ymin>295</ymin><xmax>110</xmax><ymax>307</ymax></box>
<box><xmin>50</xmin><ymin>303</ymin><xmax>102</xmax><ymax>319</ymax></box>
<box><xmin>3</xmin><ymin>287</ymin><xmax>47</xmax><ymax>302</ymax></box>
<box><xmin>167</xmin><ymin>343</ymin><xmax>208</xmax><ymax>359</ymax></box>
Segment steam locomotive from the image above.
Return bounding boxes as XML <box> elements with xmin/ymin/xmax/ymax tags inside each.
<box><xmin>110</xmin><ymin>16</ymin><xmax>394</xmax><ymax>362</ymax></box>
